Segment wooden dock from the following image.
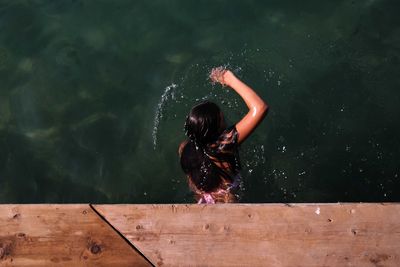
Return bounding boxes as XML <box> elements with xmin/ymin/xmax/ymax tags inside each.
<box><xmin>1</xmin><ymin>203</ymin><xmax>399</xmax><ymax>266</ymax></box>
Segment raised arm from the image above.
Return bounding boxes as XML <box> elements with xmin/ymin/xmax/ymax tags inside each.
<box><xmin>210</xmin><ymin>67</ymin><xmax>268</xmax><ymax>144</ymax></box>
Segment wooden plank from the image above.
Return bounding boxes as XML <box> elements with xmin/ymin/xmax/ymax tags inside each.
<box><xmin>0</xmin><ymin>204</ymin><xmax>151</xmax><ymax>267</ymax></box>
<box><xmin>94</xmin><ymin>203</ymin><xmax>400</xmax><ymax>267</ymax></box>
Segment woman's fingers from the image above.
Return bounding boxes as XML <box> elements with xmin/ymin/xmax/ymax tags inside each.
<box><xmin>209</xmin><ymin>66</ymin><xmax>227</xmax><ymax>85</ymax></box>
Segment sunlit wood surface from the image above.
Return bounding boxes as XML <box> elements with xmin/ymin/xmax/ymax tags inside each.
<box><xmin>0</xmin><ymin>204</ymin><xmax>151</xmax><ymax>267</ymax></box>
<box><xmin>94</xmin><ymin>203</ymin><xmax>400</xmax><ymax>267</ymax></box>
<box><xmin>1</xmin><ymin>204</ymin><xmax>399</xmax><ymax>266</ymax></box>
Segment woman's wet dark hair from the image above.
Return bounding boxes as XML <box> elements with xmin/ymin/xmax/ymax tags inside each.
<box><xmin>180</xmin><ymin>101</ymin><xmax>229</xmax><ymax>192</ymax></box>
<box><xmin>180</xmin><ymin>141</ymin><xmax>222</xmax><ymax>191</ymax></box>
<box><xmin>184</xmin><ymin>101</ymin><xmax>223</xmax><ymax>146</ymax></box>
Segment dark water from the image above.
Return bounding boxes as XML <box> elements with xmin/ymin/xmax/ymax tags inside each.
<box><xmin>0</xmin><ymin>0</ymin><xmax>399</xmax><ymax>203</ymax></box>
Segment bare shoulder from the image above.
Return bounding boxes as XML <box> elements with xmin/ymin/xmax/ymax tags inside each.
<box><xmin>178</xmin><ymin>140</ymin><xmax>188</xmax><ymax>156</ymax></box>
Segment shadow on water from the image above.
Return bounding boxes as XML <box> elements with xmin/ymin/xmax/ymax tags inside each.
<box><xmin>0</xmin><ymin>129</ymin><xmax>109</xmax><ymax>203</ymax></box>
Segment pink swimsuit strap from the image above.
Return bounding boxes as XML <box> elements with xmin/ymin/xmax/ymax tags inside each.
<box><xmin>195</xmin><ymin>174</ymin><xmax>241</xmax><ymax>204</ymax></box>
<box><xmin>198</xmin><ymin>193</ymin><xmax>215</xmax><ymax>204</ymax></box>
<box><xmin>197</xmin><ymin>188</ymin><xmax>229</xmax><ymax>204</ymax></box>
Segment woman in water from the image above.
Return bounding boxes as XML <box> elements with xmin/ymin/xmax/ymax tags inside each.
<box><xmin>179</xmin><ymin>67</ymin><xmax>268</xmax><ymax>203</ymax></box>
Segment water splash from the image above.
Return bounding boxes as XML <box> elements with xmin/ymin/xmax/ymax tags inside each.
<box><xmin>152</xmin><ymin>83</ymin><xmax>178</xmax><ymax>150</ymax></box>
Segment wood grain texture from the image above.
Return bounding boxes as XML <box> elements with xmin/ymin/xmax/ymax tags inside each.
<box><xmin>0</xmin><ymin>204</ymin><xmax>151</xmax><ymax>267</ymax></box>
<box><xmin>94</xmin><ymin>203</ymin><xmax>400</xmax><ymax>267</ymax></box>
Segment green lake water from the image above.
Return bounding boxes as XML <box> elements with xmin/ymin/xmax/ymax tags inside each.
<box><xmin>0</xmin><ymin>0</ymin><xmax>399</xmax><ymax>203</ymax></box>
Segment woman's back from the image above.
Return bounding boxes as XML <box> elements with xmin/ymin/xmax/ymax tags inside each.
<box><xmin>180</xmin><ymin>124</ymin><xmax>242</xmax><ymax>202</ymax></box>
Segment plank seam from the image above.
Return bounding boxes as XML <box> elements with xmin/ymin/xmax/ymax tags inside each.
<box><xmin>89</xmin><ymin>204</ymin><xmax>156</xmax><ymax>267</ymax></box>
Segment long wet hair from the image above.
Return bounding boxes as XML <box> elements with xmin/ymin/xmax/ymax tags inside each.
<box><xmin>180</xmin><ymin>101</ymin><xmax>236</xmax><ymax>192</ymax></box>
<box><xmin>184</xmin><ymin>101</ymin><xmax>223</xmax><ymax>145</ymax></box>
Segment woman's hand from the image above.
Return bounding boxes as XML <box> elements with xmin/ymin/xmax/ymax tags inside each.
<box><xmin>209</xmin><ymin>67</ymin><xmax>236</xmax><ymax>86</ymax></box>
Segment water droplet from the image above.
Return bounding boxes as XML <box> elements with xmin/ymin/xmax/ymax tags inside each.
<box><xmin>152</xmin><ymin>83</ymin><xmax>178</xmax><ymax>149</ymax></box>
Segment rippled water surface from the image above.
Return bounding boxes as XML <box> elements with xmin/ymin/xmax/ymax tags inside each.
<box><xmin>0</xmin><ymin>0</ymin><xmax>399</xmax><ymax>203</ymax></box>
